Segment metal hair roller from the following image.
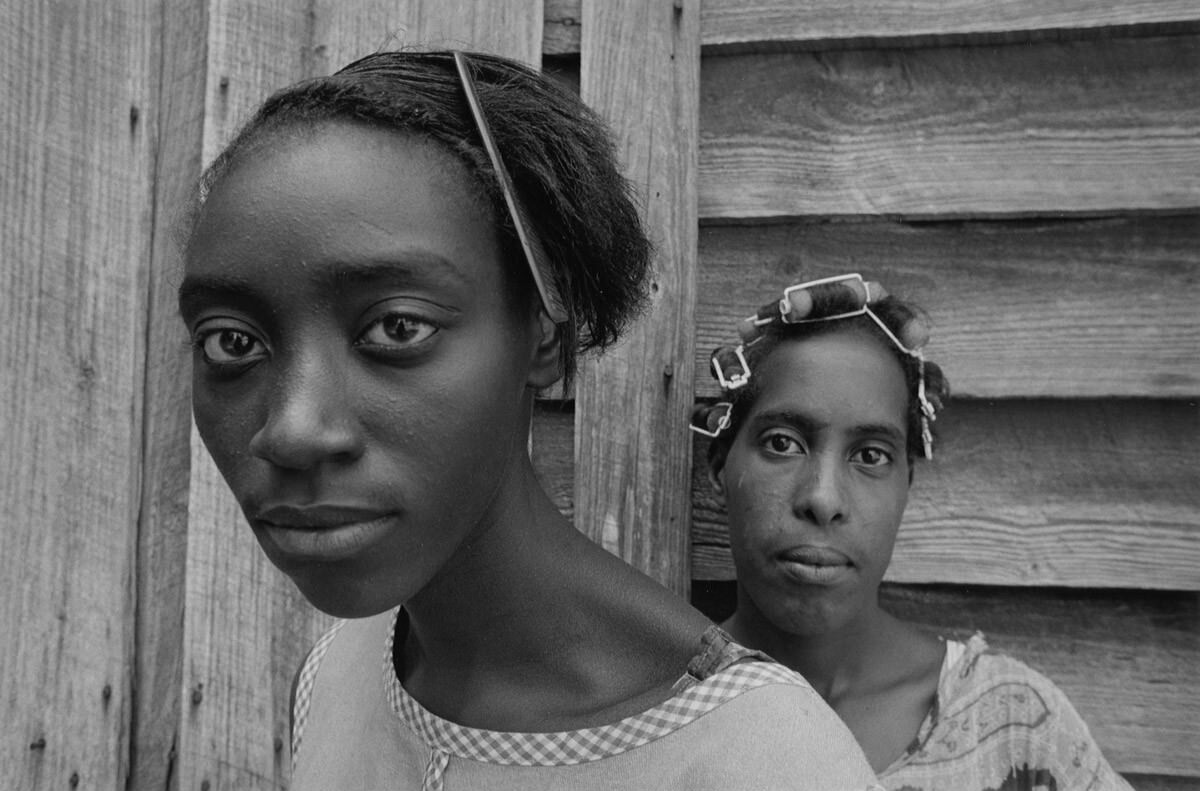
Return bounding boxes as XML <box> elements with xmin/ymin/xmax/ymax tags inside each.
<box><xmin>711</xmin><ymin>344</ymin><xmax>751</xmax><ymax>390</ymax></box>
<box><xmin>781</xmin><ymin>273</ymin><xmax>869</xmax><ymax>323</ymax></box>
<box><xmin>689</xmin><ymin>402</ymin><xmax>734</xmax><ymax>438</ymax></box>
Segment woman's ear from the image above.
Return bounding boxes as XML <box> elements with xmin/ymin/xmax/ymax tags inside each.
<box><xmin>707</xmin><ymin>442</ymin><xmax>729</xmax><ymax>504</ymax></box>
<box><xmin>526</xmin><ymin>308</ymin><xmax>564</xmax><ymax>389</ymax></box>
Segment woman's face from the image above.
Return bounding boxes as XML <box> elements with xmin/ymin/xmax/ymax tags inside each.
<box><xmin>180</xmin><ymin>122</ymin><xmax>556</xmax><ymax>618</ymax></box>
<box><xmin>712</xmin><ymin>329</ymin><xmax>911</xmax><ymax>637</ymax></box>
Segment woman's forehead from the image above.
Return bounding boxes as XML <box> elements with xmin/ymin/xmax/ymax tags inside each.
<box><xmin>751</xmin><ymin>331</ymin><xmax>909</xmax><ymax>422</ymax></box>
<box><xmin>185</xmin><ymin>124</ymin><xmax>503</xmax><ymax>286</ymax></box>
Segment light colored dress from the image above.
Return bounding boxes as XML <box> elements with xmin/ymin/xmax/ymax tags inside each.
<box><xmin>880</xmin><ymin>633</ymin><xmax>1133</xmax><ymax>791</ymax></box>
<box><xmin>292</xmin><ymin>608</ymin><xmax>883</xmax><ymax>791</ymax></box>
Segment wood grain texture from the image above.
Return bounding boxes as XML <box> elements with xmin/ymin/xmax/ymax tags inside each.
<box><xmin>534</xmin><ymin>399</ymin><xmax>1200</xmax><ymax>590</ymax></box>
<box><xmin>308</xmin><ymin>0</ymin><xmax>544</xmax><ymax>78</ymax></box>
<box><xmin>181</xmin><ymin>456</ymin><xmax>317</xmax><ymax>790</ymax></box>
<box><xmin>379</xmin><ymin>0</ymin><xmax>544</xmax><ymax>65</ymax></box>
<box><xmin>130</xmin><ymin>0</ymin><xmax>211</xmax><ymax>787</ymax></box>
<box><xmin>1127</xmin><ymin>776</ymin><xmax>1200</xmax><ymax>791</ymax></box>
<box><xmin>308</xmin><ymin>0</ymin><xmax>413</xmax><ymax>76</ymax></box>
<box><xmin>573</xmin><ymin>0</ymin><xmax>700</xmax><ymax>594</ymax></box>
<box><xmin>543</xmin><ymin>0</ymin><xmax>1200</xmax><ymax>53</ymax></box>
<box><xmin>0</xmin><ymin>1</ymin><xmax>155</xmax><ymax>788</ymax></box>
<box><xmin>543</xmin><ymin>0</ymin><xmax>581</xmax><ymax>55</ymax></box>
<box><xmin>700</xmin><ymin>35</ymin><xmax>1200</xmax><ymax>219</ymax></box>
<box><xmin>701</xmin><ymin>0</ymin><xmax>1200</xmax><ymax>49</ymax></box>
<box><xmin>695</xmin><ymin>217</ymin><xmax>1200</xmax><ymax>398</ymax></box>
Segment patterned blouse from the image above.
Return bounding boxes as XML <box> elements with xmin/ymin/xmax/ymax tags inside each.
<box><xmin>880</xmin><ymin>634</ymin><xmax>1133</xmax><ymax>791</ymax></box>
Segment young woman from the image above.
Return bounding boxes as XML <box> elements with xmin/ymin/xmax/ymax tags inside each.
<box><xmin>694</xmin><ymin>274</ymin><xmax>1132</xmax><ymax>790</ymax></box>
<box><xmin>179</xmin><ymin>51</ymin><xmax>880</xmax><ymax>790</ymax></box>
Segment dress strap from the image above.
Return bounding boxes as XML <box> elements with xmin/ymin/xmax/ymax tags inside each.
<box><xmin>674</xmin><ymin>625</ymin><xmax>774</xmax><ymax>691</ymax></box>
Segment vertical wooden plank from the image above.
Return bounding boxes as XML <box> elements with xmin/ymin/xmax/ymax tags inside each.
<box><xmin>0</xmin><ymin>0</ymin><xmax>155</xmax><ymax>788</ymax></box>
<box><xmin>576</xmin><ymin>0</ymin><xmax>700</xmax><ymax>594</ymax></box>
<box><xmin>308</xmin><ymin>1</ymin><xmax>410</xmax><ymax>76</ymax></box>
<box><xmin>130</xmin><ymin>0</ymin><xmax>210</xmax><ymax>786</ymax></box>
<box><xmin>173</xmin><ymin>2</ymin><xmax>317</xmax><ymax>789</ymax></box>
<box><xmin>401</xmin><ymin>1</ymin><xmax>544</xmax><ymax>65</ymax></box>
<box><xmin>310</xmin><ymin>0</ymin><xmax>544</xmax><ymax>74</ymax></box>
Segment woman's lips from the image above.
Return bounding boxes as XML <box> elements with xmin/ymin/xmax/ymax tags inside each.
<box><xmin>778</xmin><ymin>546</ymin><xmax>854</xmax><ymax>585</ymax></box>
<box><xmin>253</xmin><ymin>505</ymin><xmax>398</xmax><ymax>562</ymax></box>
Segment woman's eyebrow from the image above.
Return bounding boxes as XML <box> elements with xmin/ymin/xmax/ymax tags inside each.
<box><xmin>325</xmin><ymin>253</ymin><xmax>469</xmax><ymax>290</ymax></box>
<box><xmin>851</xmin><ymin>422</ymin><xmax>906</xmax><ymax>444</ymax></box>
<box><xmin>750</xmin><ymin>409</ymin><xmax>818</xmax><ymax>432</ymax></box>
<box><xmin>177</xmin><ymin>252</ymin><xmax>470</xmax><ymax>317</ymax></box>
<box><xmin>177</xmin><ymin>274</ymin><xmax>258</xmax><ymax>317</ymax></box>
<box><xmin>750</xmin><ymin>410</ymin><xmax>905</xmax><ymax>443</ymax></box>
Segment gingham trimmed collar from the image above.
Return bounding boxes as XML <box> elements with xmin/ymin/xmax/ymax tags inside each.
<box><xmin>383</xmin><ymin>607</ymin><xmax>807</xmax><ymax>767</ymax></box>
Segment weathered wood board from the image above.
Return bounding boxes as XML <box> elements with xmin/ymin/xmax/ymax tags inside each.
<box><xmin>131</xmin><ymin>0</ymin><xmax>212</xmax><ymax>785</ymax></box>
<box><xmin>700</xmin><ymin>36</ymin><xmax>1200</xmax><ymax>218</ymax></box>
<box><xmin>0</xmin><ymin>1</ymin><xmax>155</xmax><ymax>788</ymax></box>
<box><xmin>699</xmin><ymin>1</ymin><xmax>1200</xmax><ymax>50</ymax></box>
<box><xmin>573</xmin><ymin>0</ymin><xmax>700</xmax><ymax>594</ymax></box>
<box><xmin>312</xmin><ymin>0</ymin><xmax>545</xmax><ymax>67</ymax></box>
<box><xmin>545</xmin><ymin>0</ymin><xmax>1200</xmax><ymax>53</ymax></box>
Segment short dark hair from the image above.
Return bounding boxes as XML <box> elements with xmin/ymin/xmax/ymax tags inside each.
<box><xmin>186</xmin><ymin>50</ymin><xmax>652</xmax><ymax>383</ymax></box>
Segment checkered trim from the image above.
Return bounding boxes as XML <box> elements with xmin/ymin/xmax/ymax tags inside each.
<box><xmin>383</xmin><ymin>609</ymin><xmax>809</xmax><ymax>767</ymax></box>
<box><xmin>291</xmin><ymin>618</ymin><xmax>346</xmax><ymax>760</ymax></box>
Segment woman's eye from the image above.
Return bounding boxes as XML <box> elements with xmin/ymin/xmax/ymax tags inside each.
<box><xmin>196</xmin><ymin>328</ymin><xmax>267</xmax><ymax>365</ymax></box>
<box><xmin>356</xmin><ymin>313</ymin><xmax>438</xmax><ymax>350</ymax></box>
<box><xmin>853</xmin><ymin>446</ymin><xmax>893</xmax><ymax>467</ymax></box>
<box><xmin>763</xmin><ymin>433</ymin><xmax>804</xmax><ymax>455</ymax></box>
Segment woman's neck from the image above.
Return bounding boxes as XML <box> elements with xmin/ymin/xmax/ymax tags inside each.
<box><xmin>724</xmin><ymin>600</ymin><xmax>894</xmax><ymax>702</ymax></box>
<box><xmin>724</xmin><ymin>593</ymin><xmax>944</xmax><ymax>773</ymax></box>
<box><xmin>402</xmin><ymin>465</ymin><xmax>569</xmax><ymax>668</ymax></box>
<box><xmin>397</xmin><ymin>468</ymin><xmax>713</xmax><ymax>730</ymax></box>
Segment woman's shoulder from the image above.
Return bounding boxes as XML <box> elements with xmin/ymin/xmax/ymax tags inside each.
<box><xmin>941</xmin><ymin>632</ymin><xmax>1071</xmax><ymax>706</ymax></box>
<box><xmin>670</xmin><ymin>634</ymin><xmax>880</xmax><ymax>790</ymax></box>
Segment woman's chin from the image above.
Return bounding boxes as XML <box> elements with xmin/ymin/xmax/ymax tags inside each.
<box><xmin>286</xmin><ymin>570</ymin><xmax>411</xmax><ymax>620</ymax></box>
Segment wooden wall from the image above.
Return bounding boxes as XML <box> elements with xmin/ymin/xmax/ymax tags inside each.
<box><xmin>1</xmin><ymin>1</ymin><xmax>1194</xmax><ymax>789</ymax></box>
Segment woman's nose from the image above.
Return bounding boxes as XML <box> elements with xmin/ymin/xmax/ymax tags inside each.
<box><xmin>793</xmin><ymin>456</ymin><xmax>847</xmax><ymax>528</ymax></box>
<box><xmin>248</xmin><ymin>354</ymin><xmax>364</xmax><ymax>470</ymax></box>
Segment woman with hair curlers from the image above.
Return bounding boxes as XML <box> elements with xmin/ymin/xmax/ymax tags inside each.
<box><xmin>694</xmin><ymin>274</ymin><xmax>1131</xmax><ymax>790</ymax></box>
<box><xmin>178</xmin><ymin>50</ymin><xmax>882</xmax><ymax>790</ymax></box>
